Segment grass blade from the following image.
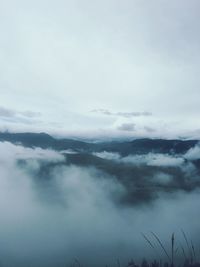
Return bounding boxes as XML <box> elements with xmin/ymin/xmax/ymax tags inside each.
<box><xmin>151</xmin><ymin>232</ymin><xmax>171</xmax><ymax>262</ymax></box>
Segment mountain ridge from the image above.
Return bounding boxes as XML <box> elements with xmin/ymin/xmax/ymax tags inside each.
<box><xmin>0</xmin><ymin>132</ymin><xmax>199</xmax><ymax>155</ymax></box>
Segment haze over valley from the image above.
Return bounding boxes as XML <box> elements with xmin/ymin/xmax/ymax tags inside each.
<box><xmin>0</xmin><ymin>133</ymin><xmax>200</xmax><ymax>266</ymax></box>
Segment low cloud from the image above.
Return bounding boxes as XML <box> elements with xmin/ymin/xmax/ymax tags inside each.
<box><xmin>184</xmin><ymin>143</ymin><xmax>200</xmax><ymax>160</ymax></box>
<box><xmin>145</xmin><ymin>154</ymin><xmax>185</xmax><ymax>167</ymax></box>
<box><xmin>152</xmin><ymin>173</ymin><xmax>173</xmax><ymax>185</ymax></box>
<box><xmin>93</xmin><ymin>151</ymin><xmax>121</xmax><ymax>161</ymax></box>
<box><xmin>0</xmin><ymin>141</ymin><xmax>64</xmax><ymax>163</ymax></box>
<box><xmin>94</xmin><ymin>151</ymin><xmax>185</xmax><ymax>168</ymax></box>
<box><xmin>0</xmin><ymin>142</ymin><xmax>200</xmax><ymax>266</ymax></box>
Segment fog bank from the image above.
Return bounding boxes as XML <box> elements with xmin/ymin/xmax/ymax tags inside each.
<box><xmin>0</xmin><ymin>142</ymin><xmax>200</xmax><ymax>267</ymax></box>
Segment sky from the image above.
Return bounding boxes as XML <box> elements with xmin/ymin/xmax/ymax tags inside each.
<box><xmin>0</xmin><ymin>0</ymin><xmax>200</xmax><ymax>139</ymax></box>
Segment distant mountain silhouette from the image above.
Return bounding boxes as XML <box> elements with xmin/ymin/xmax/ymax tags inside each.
<box><xmin>0</xmin><ymin>132</ymin><xmax>198</xmax><ymax>155</ymax></box>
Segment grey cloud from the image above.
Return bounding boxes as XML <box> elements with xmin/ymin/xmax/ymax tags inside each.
<box><xmin>144</xmin><ymin>126</ymin><xmax>156</xmax><ymax>133</ymax></box>
<box><xmin>20</xmin><ymin>110</ymin><xmax>41</xmax><ymax>118</ymax></box>
<box><xmin>91</xmin><ymin>109</ymin><xmax>152</xmax><ymax>118</ymax></box>
<box><xmin>0</xmin><ymin>106</ymin><xmax>16</xmax><ymax>117</ymax></box>
<box><xmin>0</xmin><ymin>106</ymin><xmax>41</xmax><ymax>124</ymax></box>
<box><xmin>118</xmin><ymin>123</ymin><xmax>135</xmax><ymax>131</ymax></box>
<box><xmin>117</xmin><ymin>124</ymin><xmax>158</xmax><ymax>135</ymax></box>
<box><xmin>0</xmin><ymin>106</ymin><xmax>41</xmax><ymax>118</ymax></box>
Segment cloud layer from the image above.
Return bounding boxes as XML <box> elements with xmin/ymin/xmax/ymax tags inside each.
<box><xmin>0</xmin><ymin>141</ymin><xmax>200</xmax><ymax>266</ymax></box>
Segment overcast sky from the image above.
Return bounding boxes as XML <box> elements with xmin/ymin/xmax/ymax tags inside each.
<box><xmin>0</xmin><ymin>0</ymin><xmax>200</xmax><ymax>139</ymax></box>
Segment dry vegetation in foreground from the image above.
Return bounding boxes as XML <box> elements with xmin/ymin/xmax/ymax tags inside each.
<box><xmin>69</xmin><ymin>230</ymin><xmax>200</xmax><ymax>267</ymax></box>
